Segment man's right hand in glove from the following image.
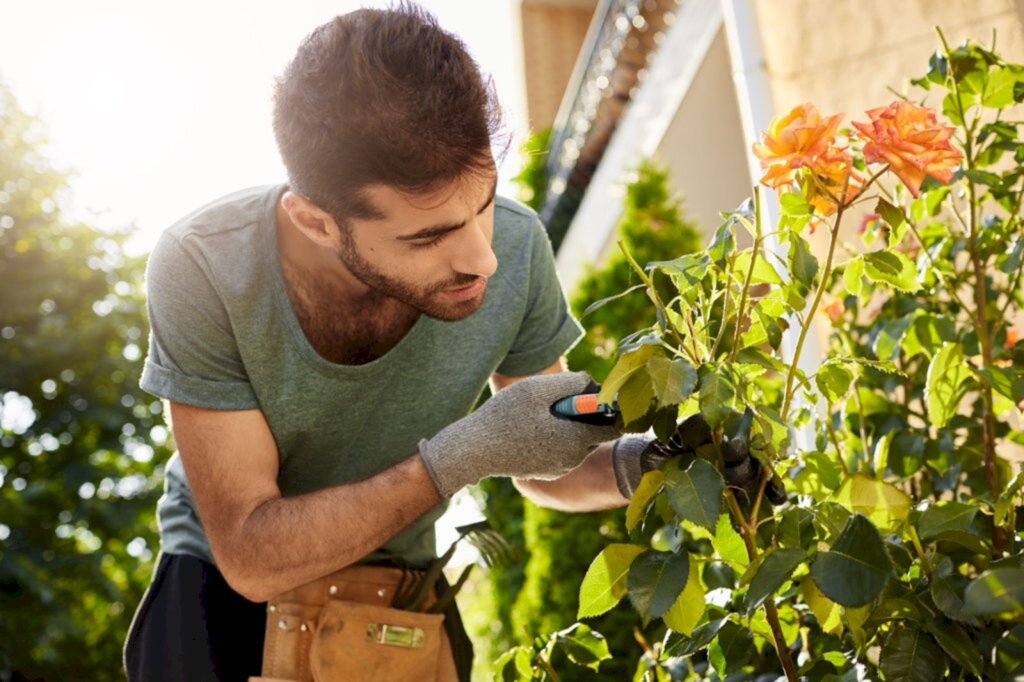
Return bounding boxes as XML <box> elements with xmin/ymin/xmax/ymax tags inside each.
<box><xmin>419</xmin><ymin>371</ymin><xmax>621</xmax><ymax>499</ymax></box>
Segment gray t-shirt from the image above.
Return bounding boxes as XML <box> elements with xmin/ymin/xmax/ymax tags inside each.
<box><xmin>140</xmin><ymin>184</ymin><xmax>583</xmax><ymax>567</ymax></box>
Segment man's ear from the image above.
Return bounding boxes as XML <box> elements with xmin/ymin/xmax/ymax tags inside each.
<box><xmin>280</xmin><ymin>191</ymin><xmax>343</xmax><ymax>249</ymax></box>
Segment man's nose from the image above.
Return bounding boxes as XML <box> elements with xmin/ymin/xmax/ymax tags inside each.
<box><xmin>451</xmin><ymin>220</ymin><xmax>497</xmax><ymax>279</ymax></box>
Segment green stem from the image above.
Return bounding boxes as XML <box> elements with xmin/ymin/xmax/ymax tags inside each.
<box><xmin>731</xmin><ymin>189</ymin><xmax>763</xmax><ymax>363</ymax></box>
<box><xmin>908</xmin><ymin>526</ymin><xmax>933</xmax><ymax>578</ymax></box>
<box><xmin>619</xmin><ymin>240</ymin><xmax>694</xmax><ymax>362</ymax></box>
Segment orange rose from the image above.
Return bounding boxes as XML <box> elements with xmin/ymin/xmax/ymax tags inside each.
<box><xmin>852</xmin><ymin>102</ymin><xmax>962</xmax><ymax>198</ymax></box>
<box><xmin>801</xmin><ymin>147</ymin><xmax>863</xmax><ymax>218</ymax></box>
<box><xmin>820</xmin><ymin>295</ymin><xmax>846</xmax><ymax>323</ymax></box>
<box><xmin>1006</xmin><ymin>327</ymin><xmax>1020</xmax><ymax>349</ymax></box>
<box><xmin>753</xmin><ymin>103</ymin><xmax>844</xmax><ymax>189</ymax></box>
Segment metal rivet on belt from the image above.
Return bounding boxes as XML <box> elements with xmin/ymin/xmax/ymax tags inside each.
<box><xmin>268</xmin><ymin>604</ymin><xmax>277</xmax><ymax>613</ymax></box>
<box><xmin>377</xmin><ymin>588</ymin><xmax>387</xmax><ymax>598</ymax></box>
<box><xmin>278</xmin><ymin>619</ymin><xmax>288</xmax><ymax>630</ymax></box>
<box><xmin>300</xmin><ymin>623</ymin><xmax>309</xmax><ymax>632</ymax></box>
<box><xmin>329</xmin><ymin>585</ymin><xmax>338</xmax><ymax>595</ymax></box>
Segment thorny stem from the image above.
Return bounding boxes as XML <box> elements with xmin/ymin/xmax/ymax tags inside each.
<box><xmin>938</xmin><ymin>27</ymin><xmax>1005</xmax><ymax>554</ymax></box>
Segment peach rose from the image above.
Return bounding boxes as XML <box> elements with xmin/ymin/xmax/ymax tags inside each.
<box><xmin>802</xmin><ymin>147</ymin><xmax>864</xmax><ymax>220</ymax></box>
<box><xmin>753</xmin><ymin>103</ymin><xmax>844</xmax><ymax>189</ymax></box>
<box><xmin>1006</xmin><ymin>327</ymin><xmax>1020</xmax><ymax>349</ymax></box>
<box><xmin>852</xmin><ymin>102</ymin><xmax>962</xmax><ymax>198</ymax></box>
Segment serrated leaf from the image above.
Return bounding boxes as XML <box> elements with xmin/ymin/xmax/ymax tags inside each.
<box><xmin>811</xmin><ymin>514</ymin><xmax>894</xmax><ymax>607</ymax></box>
<box><xmin>875</xmin><ymin>198</ymin><xmax>908</xmax><ymax>248</ymax></box>
<box><xmin>817</xmin><ymin>361</ymin><xmax>856</xmax><ymax>403</ymax></box>
<box><xmin>931</xmin><ymin>573</ymin><xmax>980</xmax><ymax>625</ymax></box>
<box><xmin>788</xmin><ymin>231</ymin><xmax>819</xmax><ymax>284</ymax></box>
<box><xmin>626</xmin><ymin>470</ymin><xmax>664</xmax><ymax>532</ymax></box>
<box><xmin>999</xmin><ymin>236</ymin><xmax>1023</xmax><ymax>274</ymax></box>
<box><xmin>925</xmin><ymin>620</ymin><xmax>983</xmax><ymax>676</ymax></box>
<box><xmin>698</xmin><ymin>367</ymin><xmax>735</xmax><ymax>428</ymax></box>
<box><xmin>646</xmin><ymin>354</ymin><xmax>697</xmax><ymax>407</ymax></box>
<box><xmin>963</xmin><ymin>567</ymin><xmax>1024</xmax><ymax>616</ymax></box>
<box><xmin>578</xmin><ymin>543</ymin><xmax>646</xmax><ymax>618</ymax></box>
<box><xmin>844</xmin><ymin>256</ymin><xmax>865</xmax><ymax>296</ymax></box>
<box><xmin>664</xmin><ymin>459</ymin><xmax>724</xmax><ymax>532</ymax></box>
<box><xmin>917</xmin><ymin>501</ymin><xmax>978</xmax><ymax>541</ymax></box>
<box><xmin>663</xmin><ymin>555</ymin><xmax>704</xmax><ymax>635</ymax></box>
<box><xmin>553</xmin><ymin>623</ymin><xmax>612</xmax><ymax>671</ymax></box>
<box><xmin>802</xmin><ymin>576</ymin><xmax>843</xmax><ymax>634</ymax></box>
<box><xmin>879</xmin><ymin>628</ymin><xmax>946</xmax><ymax>682</ymax></box>
<box><xmin>873</xmin><ymin>311</ymin><xmax>918</xmax><ymax>362</ymax></box>
<box><xmin>713</xmin><ymin>513</ymin><xmax>749</xmax><ymax>569</ymax></box>
<box><xmin>984</xmin><ymin>66</ymin><xmax>1019</xmax><ymax>108</ymax></box>
<box><xmin>598</xmin><ymin>344</ymin><xmax>658</xmax><ymax>405</ymax></box>
<box><xmin>976</xmin><ymin>365</ymin><xmax>1024</xmax><ymax>403</ymax></box>
<box><xmin>647</xmin><ymin>252</ymin><xmax>711</xmax><ymax>285</ymax></box>
<box><xmin>833</xmin><ymin>474</ymin><xmax>911</xmax><ymax>531</ymax></box>
<box><xmin>926</xmin><ymin>342</ymin><xmax>971</xmax><ymax>429</ymax></box>
<box><xmin>733</xmin><ymin>248</ymin><xmax>784</xmax><ymax>285</ymax></box>
<box><xmin>627</xmin><ymin>549</ymin><xmax>690</xmax><ymax>623</ymax></box>
<box><xmin>746</xmin><ymin>547</ymin><xmax>805</xmax><ymax>615</ymax></box>
<box><xmin>664</xmin><ymin>618</ymin><xmax>730</xmax><ymax>657</ymax></box>
<box><xmin>863</xmin><ymin>250</ymin><xmax>921</xmax><ymax>292</ymax></box>
<box><xmin>708</xmin><ymin>621</ymin><xmax>754</xmax><ymax>678</ymax></box>
<box><xmin>582</xmin><ymin>283</ymin><xmax>647</xmax><ymax>316</ymax></box>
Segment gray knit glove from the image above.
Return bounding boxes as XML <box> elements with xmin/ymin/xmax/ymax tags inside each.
<box><xmin>419</xmin><ymin>372</ymin><xmax>621</xmax><ymax>498</ymax></box>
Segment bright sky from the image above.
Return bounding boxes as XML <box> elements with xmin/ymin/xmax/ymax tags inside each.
<box><xmin>0</xmin><ymin>0</ymin><xmax>527</xmax><ymax>253</ymax></box>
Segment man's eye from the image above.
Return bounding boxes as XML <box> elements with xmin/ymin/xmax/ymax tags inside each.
<box><xmin>411</xmin><ymin>235</ymin><xmax>445</xmax><ymax>249</ymax></box>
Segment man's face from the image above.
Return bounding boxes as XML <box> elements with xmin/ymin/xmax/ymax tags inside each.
<box><xmin>334</xmin><ymin>169</ymin><xmax>499</xmax><ymax>321</ymax></box>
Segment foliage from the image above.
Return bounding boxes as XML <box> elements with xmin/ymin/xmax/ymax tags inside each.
<box><xmin>498</xmin><ymin>32</ymin><xmax>1024</xmax><ymax>681</ymax></box>
<box><xmin>0</xmin><ymin>83</ymin><xmax>168</xmax><ymax>680</ymax></box>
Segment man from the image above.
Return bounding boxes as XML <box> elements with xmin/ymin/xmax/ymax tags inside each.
<box><xmin>122</xmin><ymin>5</ymin><xmax>747</xmax><ymax>681</ymax></box>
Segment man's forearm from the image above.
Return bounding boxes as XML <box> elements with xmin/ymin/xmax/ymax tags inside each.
<box><xmin>513</xmin><ymin>441</ymin><xmax>627</xmax><ymax>512</ymax></box>
<box><xmin>224</xmin><ymin>454</ymin><xmax>442</xmax><ymax>602</ymax></box>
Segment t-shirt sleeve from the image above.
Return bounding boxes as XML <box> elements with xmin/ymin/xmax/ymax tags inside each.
<box><xmin>140</xmin><ymin>232</ymin><xmax>260</xmax><ymax>410</ymax></box>
<box><xmin>495</xmin><ymin>217</ymin><xmax>584</xmax><ymax>377</ymax></box>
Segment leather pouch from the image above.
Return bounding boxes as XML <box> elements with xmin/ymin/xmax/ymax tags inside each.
<box><xmin>310</xmin><ymin>600</ymin><xmax>445</xmax><ymax>682</ymax></box>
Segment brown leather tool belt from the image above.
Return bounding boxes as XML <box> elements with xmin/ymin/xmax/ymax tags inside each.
<box><xmin>249</xmin><ymin>563</ymin><xmax>459</xmax><ymax>682</ymax></box>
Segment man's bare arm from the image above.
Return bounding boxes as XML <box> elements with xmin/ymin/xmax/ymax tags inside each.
<box><xmin>490</xmin><ymin>361</ymin><xmax>628</xmax><ymax>512</ymax></box>
<box><xmin>169</xmin><ymin>402</ymin><xmax>442</xmax><ymax>603</ymax></box>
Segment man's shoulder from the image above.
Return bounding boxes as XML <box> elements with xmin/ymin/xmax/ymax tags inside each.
<box><xmin>162</xmin><ymin>184</ymin><xmax>283</xmax><ymax>245</ymax></box>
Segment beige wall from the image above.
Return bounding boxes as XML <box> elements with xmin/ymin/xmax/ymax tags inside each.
<box><xmin>653</xmin><ymin>29</ymin><xmax>751</xmax><ymax>239</ymax></box>
<box><xmin>519</xmin><ymin>1</ymin><xmax>597</xmax><ymax>131</ymax></box>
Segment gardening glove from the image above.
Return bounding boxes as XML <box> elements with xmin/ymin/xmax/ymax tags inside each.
<box><xmin>418</xmin><ymin>371</ymin><xmax>621</xmax><ymax>498</ymax></box>
<box><xmin>611</xmin><ymin>413</ymin><xmax>712</xmax><ymax>498</ymax></box>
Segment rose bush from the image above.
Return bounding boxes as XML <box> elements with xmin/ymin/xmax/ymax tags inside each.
<box><xmin>496</xmin><ymin>31</ymin><xmax>1024</xmax><ymax>682</ymax></box>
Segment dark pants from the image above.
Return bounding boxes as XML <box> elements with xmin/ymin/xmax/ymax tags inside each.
<box><xmin>123</xmin><ymin>553</ymin><xmax>266</xmax><ymax>682</ymax></box>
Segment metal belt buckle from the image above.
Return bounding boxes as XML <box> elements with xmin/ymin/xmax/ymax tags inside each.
<box><xmin>366</xmin><ymin>622</ymin><xmax>425</xmax><ymax>649</ymax></box>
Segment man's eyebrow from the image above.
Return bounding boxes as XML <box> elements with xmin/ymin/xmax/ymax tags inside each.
<box><xmin>397</xmin><ymin>179</ymin><xmax>498</xmax><ymax>241</ymax></box>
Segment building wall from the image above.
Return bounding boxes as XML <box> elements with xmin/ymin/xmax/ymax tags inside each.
<box><xmin>519</xmin><ymin>0</ymin><xmax>597</xmax><ymax>131</ymax></box>
<box><xmin>653</xmin><ymin>28</ymin><xmax>751</xmax><ymax>239</ymax></box>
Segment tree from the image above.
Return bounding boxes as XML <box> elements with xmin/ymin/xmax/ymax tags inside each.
<box><xmin>0</xmin><ymin>83</ymin><xmax>168</xmax><ymax>681</ymax></box>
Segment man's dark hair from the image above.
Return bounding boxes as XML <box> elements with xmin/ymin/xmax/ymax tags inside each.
<box><xmin>272</xmin><ymin>2</ymin><xmax>504</xmax><ymax>224</ymax></box>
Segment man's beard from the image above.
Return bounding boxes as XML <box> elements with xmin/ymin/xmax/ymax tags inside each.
<box><xmin>335</xmin><ymin>233</ymin><xmax>485</xmax><ymax>321</ymax></box>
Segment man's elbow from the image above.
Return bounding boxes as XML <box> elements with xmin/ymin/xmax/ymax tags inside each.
<box><xmin>214</xmin><ymin>549</ymin><xmax>276</xmax><ymax>603</ymax></box>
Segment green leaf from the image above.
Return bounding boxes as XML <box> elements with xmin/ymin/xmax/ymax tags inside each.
<box><xmin>779</xmin><ymin>507</ymin><xmax>816</xmax><ymax>551</ymax></box>
<box><xmin>708</xmin><ymin>218</ymin><xmax>735</xmax><ymax>265</ymax></box>
<box><xmin>647</xmin><ymin>252</ymin><xmax>711</xmax><ymax>285</ymax></box>
<box><xmin>665</xmin><ymin>618</ymin><xmax>729</xmax><ymax>657</ymax></box>
<box><xmin>598</xmin><ymin>344</ymin><xmax>658</xmax><ymax>405</ymax></box>
<box><xmin>708</xmin><ymin>621</ymin><xmax>753</xmax><ymax>678</ymax></box>
<box><xmin>627</xmin><ymin>549</ymin><xmax>690</xmax><ymax>623</ymax></box>
<box><xmin>873</xmin><ymin>311</ymin><xmax>919</xmax><ymax>362</ymax></box>
<box><xmin>917</xmin><ymin>502</ymin><xmax>978</xmax><ymax>541</ymax></box>
<box><xmin>662</xmin><ymin>555</ymin><xmax>704</xmax><ymax>635</ymax></box>
<box><xmin>803</xmin><ymin>451</ymin><xmax>843</xmax><ymax>492</ymax></box>
<box><xmin>582</xmin><ymin>283</ymin><xmax>647</xmax><ymax>316</ymax></box>
<box><xmin>698</xmin><ymin>366</ymin><xmax>735</xmax><ymax>428</ymax></box>
<box><xmin>863</xmin><ymin>250</ymin><xmax>921</xmax><ymax>292</ymax></box>
<box><xmin>976</xmin><ymin>366</ymin><xmax>1024</xmax><ymax>403</ymax></box>
<box><xmin>816</xmin><ymin>361</ymin><xmax>856</xmax><ymax>403</ymax></box>
<box><xmin>843</xmin><ymin>256</ymin><xmax>865</xmax><ymax>296</ymax></box>
<box><xmin>646</xmin><ymin>354</ymin><xmax>697</xmax><ymax>407</ymax></box>
<box><xmin>963</xmin><ymin>568</ymin><xmax>1024</xmax><ymax>616</ymax></box>
<box><xmin>626</xmin><ymin>470</ymin><xmax>664</xmax><ymax>532</ymax></box>
<box><xmin>802</xmin><ymin>576</ymin><xmax>843</xmax><ymax>634</ymax></box>
<box><xmin>733</xmin><ymin>248</ymin><xmax>784</xmax><ymax>285</ymax></box>
<box><xmin>926</xmin><ymin>342</ymin><xmax>971</xmax><ymax>429</ymax></box>
<box><xmin>925</xmin><ymin>620</ymin><xmax>983</xmax><ymax>676</ymax></box>
<box><xmin>811</xmin><ymin>514</ymin><xmax>894</xmax><ymax>607</ymax></box>
<box><xmin>664</xmin><ymin>459</ymin><xmax>724</xmax><ymax>532</ymax></box>
<box><xmin>788</xmin><ymin>232</ymin><xmax>819</xmax><ymax>285</ymax></box>
<box><xmin>996</xmin><ymin>472</ymin><xmax>1024</xmax><ymax>526</ymax></box>
<box><xmin>745</xmin><ymin>547</ymin><xmax>805</xmax><ymax>615</ymax></box>
<box><xmin>879</xmin><ymin>628</ymin><xmax>947</xmax><ymax>682</ymax></box>
<box><xmin>875</xmin><ymin>198</ymin><xmax>908</xmax><ymax>248</ymax></box>
<box><xmin>619</xmin><ymin>367</ymin><xmax>655</xmax><ymax>424</ymax></box>
<box><xmin>578</xmin><ymin>543</ymin><xmax>646</xmax><ymax>618</ymax></box>
<box><xmin>983</xmin><ymin>66</ymin><xmax>1019</xmax><ymax>108</ymax></box>
<box><xmin>832</xmin><ymin>474</ymin><xmax>911</xmax><ymax>531</ymax></box>
<box><xmin>998</xmin><ymin>235</ymin><xmax>1023</xmax><ymax>275</ymax></box>
<box><xmin>553</xmin><ymin>623</ymin><xmax>612</xmax><ymax>671</ymax></box>
<box><xmin>713</xmin><ymin>514</ymin><xmax>749</xmax><ymax>569</ymax></box>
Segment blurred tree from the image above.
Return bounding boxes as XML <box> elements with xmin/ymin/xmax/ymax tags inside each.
<box><xmin>0</xmin><ymin>83</ymin><xmax>168</xmax><ymax>681</ymax></box>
